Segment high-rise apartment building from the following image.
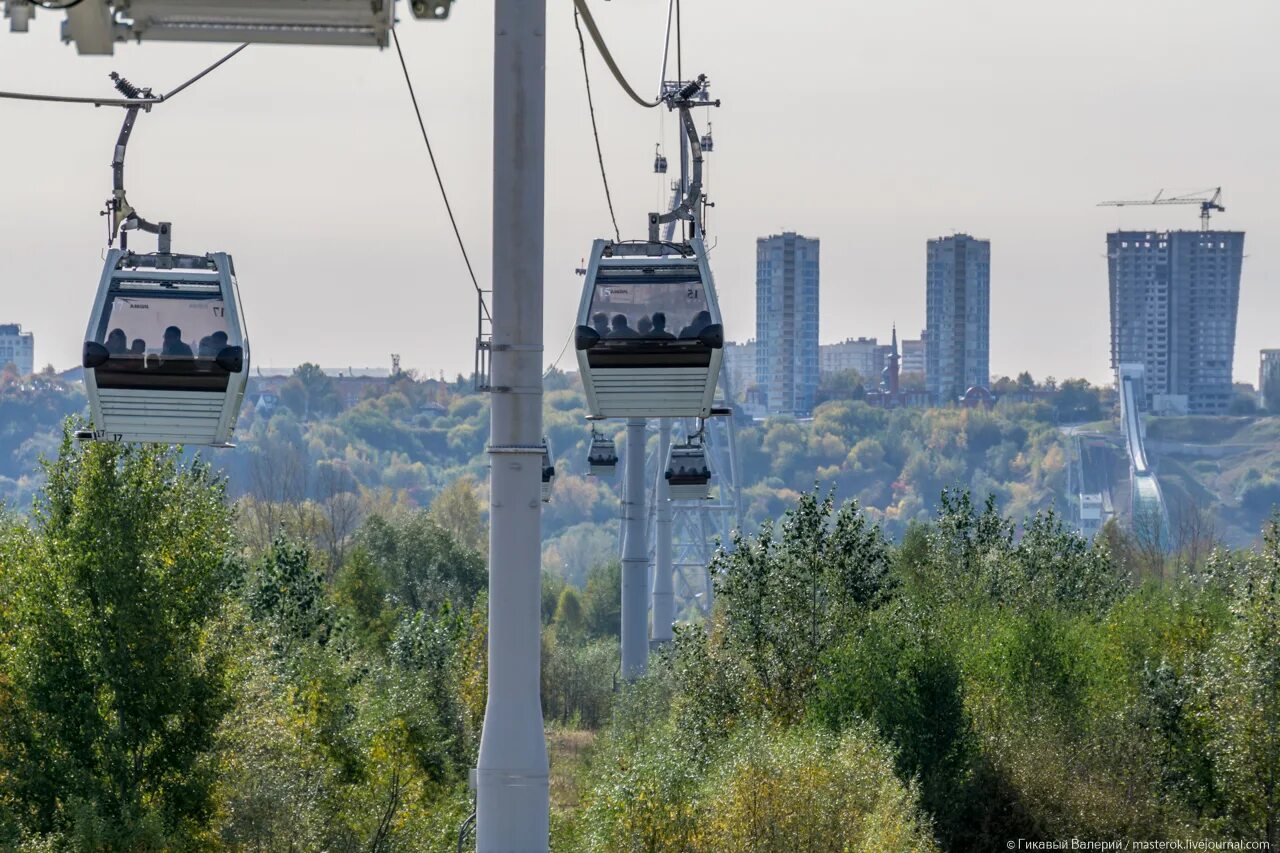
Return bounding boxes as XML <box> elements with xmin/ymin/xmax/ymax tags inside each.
<box><xmin>0</xmin><ymin>324</ymin><xmax>34</xmax><ymax>377</ymax></box>
<box><xmin>756</xmin><ymin>232</ymin><xmax>819</xmax><ymax>415</ymax></box>
<box><xmin>925</xmin><ymin>235</ymin><xmax>990</xmax><ymax>404</ymax></box>
<box><xmin>1108</xmin><ymin>231</ymin><xmax>1244</xmax><ymax>415</ymax></box>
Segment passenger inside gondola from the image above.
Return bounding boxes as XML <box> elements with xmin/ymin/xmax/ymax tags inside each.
<box><xmin>162</xmin><ymin>325</ymin><xmax>193</xmax><ymax>357</ymax></box>
<box><xmin>106</xmin><ymin>328</ymin><xmax>128</xmax><ymax>354</ymax></box>
<box><xmin>650</xmin><ymin>312</ymin><xmax>676</xmax><ymax>340</ymax></box>
<box><xmin>130</xmin><ymin>339</ymin><xmax>146</xmax><ymax>355</ymax></box>
<box><xmin>608</xmin><ymin>314</ymin><xmax>639</xmax><ymax>338</ymax></box>
<box><xmin>680</xmin><ymin>310</ymin><xmax>712</xmax><ymax>339</ymax></box>
<box><xmin>584</xmin><ymin>263</ymin><xmax>716</xmax><ymax>348</ymax></box>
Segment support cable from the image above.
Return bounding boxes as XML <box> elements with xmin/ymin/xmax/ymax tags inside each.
<box><xmin>0</xmin><ymin>43</ymin><xmax>248</xmax><ymax>107</ymax></box>
<box><xmin>676</xmin><ymin>0</ymin><xmax>683</xmax><ymax>241</ymax></box>
<box><xmin>657</xmin><ymin>0</ymin><xmax>675</xmax><ymax>95</ymax></box>
<box><xmin>572</xmin><ymin>0</ymin><xmax>661</xmax><ymax>109</ymax></box>
<box><xmin>573</xmin><ymin>5</ymin><xmax>620</xmax><ymax>243</ymax></box>
<box><xmin>391</xmin><ymin>28</ymin><xmax>488</xmax><ymax>322</ymax></box>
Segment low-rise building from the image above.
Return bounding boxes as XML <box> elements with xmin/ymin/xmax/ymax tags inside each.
<box><xmin>900</xmin><ymin>333</ymin><xmax>926</xmax><ymax>380</ymax></box>
<box><xmin>721</xmin><ymin>339</ymin><xmax>756</xmax><ymax>399</ymax></box>
<box><xmin>819</xmin><ymin>337</ymin><xmax>883</xmax><ymax>379</ymax></box>
<box><xmin>0</xmin><ymin>324</ymin><xmax>34</xmax><ymax>377</ymax></box>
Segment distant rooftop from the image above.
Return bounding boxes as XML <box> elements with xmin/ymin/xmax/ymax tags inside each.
<box><xmin>255</xmin><ymin>367</ymin><xmax>392</xmax><ymax>379</ymax></box>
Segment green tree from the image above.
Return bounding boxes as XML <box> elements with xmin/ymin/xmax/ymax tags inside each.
<box><xmin>553</xmin><ymin>586</ymin><xmax>586</xmax><ymax>641</ymax></box>
<box><xmin>713</xmin><ymin>489</ymin><xmax>892</xmax><ymax>720</ymax></box>
<box><xmin>356</xmin><ymin>511</ymin><xmax>486</xmax><ymax>617</ymax></box>
<box><xmin>0</xmin><ymin>436</ymin><xmax>236</xmax><ymax>846</ymax></box>
<box><xmin>1199</xmin><ymin>522</ymin><xmax>1280</xmax><ymax>845</ymax></box>
<box><xmin>581</xmin><ymin>560</ymin><xmax>622</xmax><ymax>639</ymax></box>
<box><xmin>280</xmin><ymin>362</ymin><xmax>341</xmax><ymax>419</ymax></box>
<box><xmin>249</xmin><ymin>534</ymin><xmax>329</xmax><ymax>648</ymax></box>
<box><xmin>428</xmin><ymin>475</ymin><xmax>486</xmax><ymax>553</ymax></box>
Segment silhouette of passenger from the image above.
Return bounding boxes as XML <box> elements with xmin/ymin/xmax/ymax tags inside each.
<box><xmin>162</xmin><ymin>325</ymin><xmax>193</xmax><ymax>357</ymax></box>
<box><xmin>637</xmin><ymin>314</ymin><xmax>653</xmax><ymax>336</ymax></box>
<box><xmin>105</xmin><ymin>328</ymin><xmax>128</xmax><ymax>354</ymax></box>
<box><xmin>608</xmin><ymin>314</ymin><xmax>639</xmax><ymax>338</ymax></box>
<box><xmin>650</xmin><ymin>311</ymin><xmax>676</xmax><ymax>340</ymax></box>
<box><xmin>129</xmin><ymin>339</ymin><xmax>146</xmax><ymax>355</ymax></box>
<box><xmin>210</xmin><ymin>330</ymin><xmax>229</xmax><ymax>352</ymax></box>
<box><xmin>198</xmin><ymin>336</ymin><xmax>215</xmax><ymax>357</ymax></box>
<box><xmin>591</xmin><ymin>312</ymin><xmax>610</xmax><ymax>336</ymax></box>
<box><xmin>679</xmin><ymin>310</ymin><xmax>713</xmax><ymax>339</ymax></box>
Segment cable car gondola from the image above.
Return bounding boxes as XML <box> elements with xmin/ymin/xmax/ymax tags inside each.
<box><xmin>75</xmin><ymin>72</ymin><xmax>250</xmax><ymax>447</ymax></box>
<box><xmin>700</xmin><ymin>122</ymin><xmax>714</xmax><ymax>153</ymax></box>
<box><xmin>541</xmin><ymin>437</ymin><xmax>556</xmax><ymax>502</ymax></box>
<box><xmin>574</xmin><ymin>237</ymin><xmax>723</xmax><ymax>419</ymax></box>
<box><xmin>586</xmin><ymin>427</ymin><xmax>618</xmax><ymax>478</ymax></box>
<box><xmin>80</xmin><ymin>248</ymin><xmax>249</xmax><ymax>446</ymax></box>
<box><xmin>665</xmin><ymin>437</ymin><xmax>711</xmax><ymax>501</ymax></box>
<box><xmin>653</xmin><ymin>144</ymin><xmax>668</xmax><ymax>174</ymax></box>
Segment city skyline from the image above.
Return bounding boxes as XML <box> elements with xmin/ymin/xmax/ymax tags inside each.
<box><xmin>2</xmin><ymin>2</ymin><xmax>1278</xmax><ymax>387</ymax></box>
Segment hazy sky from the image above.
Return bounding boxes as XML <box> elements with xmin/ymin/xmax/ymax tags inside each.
<box><xmin>1</xmin><ymin>1</ymin><xmax>1276</xmax><ymax>386</ymax></box>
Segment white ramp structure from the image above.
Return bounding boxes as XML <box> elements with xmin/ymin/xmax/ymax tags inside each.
<box><xmin>1118</xmin><ymin>363</ymin><xmax>1170</xmax><ymax>547</ymax></box>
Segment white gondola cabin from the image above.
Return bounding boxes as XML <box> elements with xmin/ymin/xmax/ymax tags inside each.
<box><xmin>541</xmin><ymin>437</ymin><xmax>556</xmax><ymax>502</ymax></box>
<box><xmin>574</xmin><ymin>238</ymin><xmax>724</xmax><ymax>419</ymax></box>
<box><xmin>665</xmin><ymin>440</ymin><xmax>711</xmax><ymax>500</ymax></box>
<box><xmin>586</xmin><ymin>429</ymin><xmax>618</xmax><ymax>478</ymax></box>
<box><xmin>80</xmin><ymin>248</ymin><xmax>249</xmax><ymax>446</ymax></box>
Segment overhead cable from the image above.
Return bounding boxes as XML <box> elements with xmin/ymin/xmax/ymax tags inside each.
<box><xmin>391</xmin><ymin>28</ymin><xmax>488</xmax><ymax>321</ymax></box>
<box><xmin>657</xmin><ymin>0</ymin><xmax>675</xmax><ymax>93</ymax></box>
<box><xmin>0</xmin><ymin>43</ymin><xmax>248</xmax><ymax>107</ymax></box>
<box><xmin>572</xmin><ymin>0</ymin><xmax>661</xmax><ymax>109</ymax></box>
<box><xmin>574</xmin><ymin>5</ymin><xmax>620</xmax><ymax>243</ymax></box>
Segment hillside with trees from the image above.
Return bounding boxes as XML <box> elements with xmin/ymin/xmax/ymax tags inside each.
<box><xmin>1</xmin><ymin>435</ymin><xmax>1277</xmax><ymax>849</ymax></box>
<box><xmin>1</xmin><ymin>364</ymin><xmax>1084</xmax><ymax>571</ymax></box>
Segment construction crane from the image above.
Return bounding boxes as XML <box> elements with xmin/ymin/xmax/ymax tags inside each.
<box><xmin>1098</xmin><ymin>187</ymin><xmax>1224</xmax><ymax>230</ymax></box>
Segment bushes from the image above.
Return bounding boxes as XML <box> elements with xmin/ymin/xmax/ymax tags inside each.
<box><xmin>542</xmin><ymin>637</ymin><xmax>618</xmax><ymax>729</ymax></box>
<box><xmin>812</xmin><ymin>605</ymin><xmax>978</xmax><ymax>847</ymax></box>
<box><xmin>700</xmin><ymin>723</ymin><xmax>938</xmax><ymax>853</ymax></box>
<box><xmin>576</xmin><ymin>692</ymin><xmax>937</xmax><ymax>853</ymax></box>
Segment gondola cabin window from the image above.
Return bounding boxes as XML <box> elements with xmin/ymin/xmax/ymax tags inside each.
<box><xmin>96</xmin><ymin>291</ymin><xmax>230</xmax><ymax>358</ymax></box>
<box><xmin>87</xmin><ymin>278</ymin><xmax>242</xmax><ymax>392</ymax></box>
<box><xmin>587</xmin><ymin>264</ymin><xmax>712</xmax><ymax>342</ymax></box>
